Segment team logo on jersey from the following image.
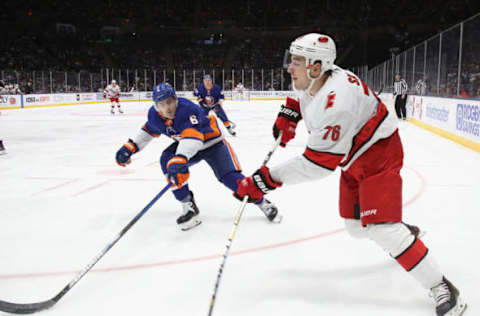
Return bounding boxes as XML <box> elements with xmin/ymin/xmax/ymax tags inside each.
<box><xmin>326</xmin><ymin>91</ymin><xmax>336</xmax><ymax>109</ymax></box>
<box><xmin>205</xmin><ymin>96</ymin><xmax>214</xmax><ymax>106</ymax></box>
<box><xmin>166</xmin><ymin>125</ymin><xmax>181</xmax><ymax>141</ymax></box>
<box><xmin>166</xmin><ymin>126</ymin><xmax>178</xmax><ymax>136</ymax></box>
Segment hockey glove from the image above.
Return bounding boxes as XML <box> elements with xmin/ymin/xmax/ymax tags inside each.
<box><xmin>116</xmin><ymin>139</ymin><xmax>138</xmax><ymax>167</ymax></box>
<box><xmin>273</xmin><ymin>97</ymin><xmax>302</xmax><ymax>147</ymax></box>
<box><xmin>166</xmin><ymin>155</ymin><xmax>190</xmax><ymax>188</ymax></box>
<box><xmin>234</xmin><ymin>166</ymin><xmax>282</xmax><ymax>203</ymax></box>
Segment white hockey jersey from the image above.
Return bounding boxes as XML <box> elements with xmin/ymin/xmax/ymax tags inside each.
<box><xmin>104</xmin><ymin>84</ymin><xmax>120</xmax><ymax>98</ymax></box>
<box><xmin>270</xmin><ymin>66</ymin><xmax>398</xmax><ymax>185</ymax></box>
<box><xmin>236</xmin><ymin>83</ymin><xmax>245</xmax><ymax>91</ymax></box>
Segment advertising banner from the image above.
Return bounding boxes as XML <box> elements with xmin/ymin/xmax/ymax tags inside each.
<box><xmin>456</xmin><ymin>102</ymin><xmax>480</xmax><ymax>140</ymax></box>
<box><xmin>79</xmin><ymin>93</ymin><xmax>96</xmax><ymax>102</ymax></box>
<box><xmin>24</xmin><ymin>94</ymin><xmax>52</xmax><ymax>106</ymax></box>
<box><xmin>119</xmin><ymin>92</ymin><xmax>137</xmax><ymax>101</ymax></box>
<box><xmin>0</xmin><ymin>95</ymin><xmax>21</xmax><ymax>108</ymax></box>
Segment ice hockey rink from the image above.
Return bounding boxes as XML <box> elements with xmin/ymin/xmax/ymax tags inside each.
<box><xmin>0</xmin><ymin>98</ymin><xmax>478</xmax><ymax>316</ymax></box>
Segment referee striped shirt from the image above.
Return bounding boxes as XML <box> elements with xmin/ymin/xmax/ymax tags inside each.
<box><xmin>394</xmin><ymin>79</ymin><xmax>408</xmax><ymax>96</ymax></box>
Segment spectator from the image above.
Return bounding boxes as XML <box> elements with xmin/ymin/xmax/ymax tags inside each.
<box><xmin>24</xmin><ymin>81</ymin><xmax>34</xmax><ymax>94</ymax></box>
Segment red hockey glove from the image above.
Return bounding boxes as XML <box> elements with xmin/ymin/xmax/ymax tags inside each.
<box><xmin>116</xmin><ymin>139</ymin><xmax>138</xmax><ymax>167</ymax></box>
<box><xmin>166</xmin><ymin>155</ymin><xmax>190</xmax><ymax>188</ymax></box>
<box><xmin>103</xmin><ymin>93</ymin><xmax>107</xmax><ymax>99</ymax></box>
<box><xmin>273</xmin><ymin>97</ymin><xmax>302</xmax><ymax>147</ymax></box>
<box><xmin>234</xmin><ymin>166</ymin><xmax>282</xmax><ymax>202</ymax></box>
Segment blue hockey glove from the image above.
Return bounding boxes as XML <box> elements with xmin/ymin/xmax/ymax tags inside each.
<box><xmin>166</xmin><ymin>155</ymin><xmax>190</xmax><ymax>188</ymax></box>
<box><xmin>116</xmin><ymin>139</ymin><xmax>138</xmax><ymax>167</ymax></box>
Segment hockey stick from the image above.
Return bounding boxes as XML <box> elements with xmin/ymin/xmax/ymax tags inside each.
<box><xmin>207</xmin><ymin>132</ymin><xmax>283</xmax><ymax>316</ymax></box>
<box><xmin>376</xmin><ymin>85</ymin><xmax>384</xmax><ymax>96</ymax></box>
<box><xmin>0</xmin><ymin>182</ymin><xmax>172</xmax><ymax>314</ymax></box>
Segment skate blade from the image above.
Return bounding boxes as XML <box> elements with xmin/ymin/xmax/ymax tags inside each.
<box><xmin>180</xmin><ymin>218</ymin><xmax>202</xmax><ymax>231</ymax></box>
<box><xmin>446</xmin><ymin>297</ymin><xmax>467</xmax><ymax>316</ymax></box>
<box><xmin>270</xmin><ymin>214</ymin><xmax>283</xmax><ymax>224</ymax></box>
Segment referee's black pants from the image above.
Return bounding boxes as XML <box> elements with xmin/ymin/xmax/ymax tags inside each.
<box><xmin>395</xmin><ymin>95</ymin><xmax>407</xmax><ymax>120</ymax></box>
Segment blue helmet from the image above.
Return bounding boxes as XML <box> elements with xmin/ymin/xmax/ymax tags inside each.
<box><xmin>153</xmin><ymin>83</ymin><xmax>176</xmax><ymax>103</ymax></box>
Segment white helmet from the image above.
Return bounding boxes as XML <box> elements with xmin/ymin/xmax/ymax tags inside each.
<box><xmin>288</xmin><ymin>33</ymin><xmax>336</xmax><ymax>76</ymax></box>
<box><xmin>111</xmin><ymin>80</ymin><xmax>117</xmax><ymax>85</ymax></box>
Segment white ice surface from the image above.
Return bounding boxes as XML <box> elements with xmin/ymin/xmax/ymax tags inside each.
<box><xmin>0</xmin><ymin>100</ymin><xmax>478</xmax><ymax>315</ymax></box>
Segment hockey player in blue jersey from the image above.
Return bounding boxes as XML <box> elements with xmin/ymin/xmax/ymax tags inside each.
<box><xmin>194</xmin><ymin>74</ymin><xmax>237</xmax><ymax>136</ymax></box>
<box><xmin>115</xmin><ymin>83</ymin><xmax>281</xmax><ymax>230</ymax></box>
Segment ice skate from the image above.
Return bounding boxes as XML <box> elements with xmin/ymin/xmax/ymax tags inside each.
<box><xmin>258</xmin><ymin>198</ymin><xmax>282</xmax><ymax>223</ymax></box>
<box><xmin>177</xmin><ymin>192</ymin><xmax>201</xmax><ymax>231</ymax></box>
<box><xmin>226</xmin><ymin>122</ymin><xmax>237</xmax><ymax>136</ymax></box>
<box><xmin>0</xmin><ymin>140</ymin><xmax>6</xmax><ymax>155</ymax></box>
<box><xmin>118</xmin><ymin>107</ymin><xmax>124</xmax><ymax>114</ymax></box>
<box><xmin>110</xmin><ymin>108</ymin><xmax>115</xmax><ymax>115</ymax></box>
<box><xmin>430</xmin><ymin>277</ymin><xmax>467</xmax><ymax>316</ymax></box>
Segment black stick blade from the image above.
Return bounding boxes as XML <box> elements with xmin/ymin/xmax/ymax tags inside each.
<box><xmin>0</xmin><ymin>299</ymin><xmax>57</xmax><ymax>314</ymax></box>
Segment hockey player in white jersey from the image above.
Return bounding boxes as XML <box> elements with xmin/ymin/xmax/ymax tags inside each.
<box><xmin>235</xmin><ymin>33</ymin><xmax>466</xmax><ymax>316</ymax></box>
<box><xmin>235</xmin><ymin>82</ymin><xmax>244</xmax><ymax>92</ymax></box>
<box><xmin>104</xmin><ymin>80</ymin><xmax>123</xmax><ymax>114</ymax></box>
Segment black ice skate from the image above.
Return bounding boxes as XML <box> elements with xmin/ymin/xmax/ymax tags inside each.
<box><xmin>226</xmin><ymin>122</ymin><xmax>236</xmax><ymax>136</ymax></box>
<box><xmin>110</xmin><ymin>108</ymin><xmax>115</xmax><ymax>115</ymax></box>
<box><xmin>118</xmin><ymin>108</ymin><xmax>124</xmax><ymax>114</ymax></box>
<box><xmin>258</xmin><ymin>199</ymin><xmax>282</xmax><ymax>223</ymax></box>
<box><xmin>0</xmin><ymin>140</ymin><xmax>6</xmax><ymax>155</ymax></box>
<box><xmin>430</xmin><ymin>277</ymin><xmax>467</xmax><ymax>316</ymax></box>
<box><xmin>177</xmin><ymin>192</ymin><xmax>201</xmax><ymax>231</ymax></box>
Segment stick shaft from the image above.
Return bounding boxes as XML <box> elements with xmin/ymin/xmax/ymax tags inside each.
<box><xmin>208</xmin><ymin>134</ymin><xmax>282</xmax><ymax>315</ymax></box>
<box><xmin>0</xmin><ymin>183</ymin><xmax>172</xmax><ymax>314</ymax></box>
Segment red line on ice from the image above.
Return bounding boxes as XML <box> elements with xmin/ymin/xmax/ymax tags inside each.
<box><xmin>0</xmin><ymin>166</ymin><xmax>425</xmax><ymax>279</ymax></box>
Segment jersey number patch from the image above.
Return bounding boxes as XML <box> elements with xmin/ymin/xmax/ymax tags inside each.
<box><xmin>323</xmin><ymin>125</ymin><xmax>341</xmax><ymax>141</ymax></box>
<box><xmin>189</xmin><ymin>115</ymin><xmax>199</xmax><ymax>125</ymax></box>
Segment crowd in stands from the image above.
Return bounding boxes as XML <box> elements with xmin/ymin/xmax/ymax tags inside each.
<box><xmin>1</xmin><ymin>0</ymin><xmax>478</xmax><ymax>98</ymax></box>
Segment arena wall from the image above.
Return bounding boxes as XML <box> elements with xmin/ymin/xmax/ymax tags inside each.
<box><xmin>2</xmin><ymin>91</ymin><xmax>479</xmax><ymax>152</ymax></box>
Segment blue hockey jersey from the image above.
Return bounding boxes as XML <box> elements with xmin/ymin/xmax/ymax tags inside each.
<box><xmin>193</xmin><ymin>83</ymin><xmax>225</xmax><ymax>107</ymax></box>
<box><xmin>140</xmin><ymin>97</ymin><xmax>224</xmax><ymax>158</ymax></box>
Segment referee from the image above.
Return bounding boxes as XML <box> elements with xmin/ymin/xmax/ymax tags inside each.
<box><xmin>393</xmin><ymin>73</ymin><xmax>408</xmax><ymax>120</ymax></box>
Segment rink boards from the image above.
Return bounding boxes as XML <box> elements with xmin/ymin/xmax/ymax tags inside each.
<box><xmin>0</xmin><ymin>91</ymin><xmax>297</xmax><ymax>110</ymax></box>
<box><xmin>382</xmin><ymin>93</ymin><xmax>480</xmax><ymax>152</ymax></box>
<box><xmin>2</xmin><ymin>91</ymin><xmax>479</xmax><ymax>152</ymax></box>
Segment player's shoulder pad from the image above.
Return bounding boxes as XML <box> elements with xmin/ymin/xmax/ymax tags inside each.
<box><xmin>176</xmin><ymin>98</ymin><xmax>201</xmax><ymax>118</ymax></box>
<box><xmin>179</xmin><ymin>98</ymin><xmax>211</xmax><ymax>125</ymax></box>
<box><xmin>147</xmin><ymin>105</ymin><xmax>160</xmax><ymax>121</ymax></box>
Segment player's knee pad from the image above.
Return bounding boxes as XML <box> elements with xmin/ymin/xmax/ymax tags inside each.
<box><xmin>344</xmin><ymin>219</ymin><xmax>368</xmax><ymax>239</ymax></box>
<box><xmin>366</xmin><ymin>222</ymin><xmax>414</xmax><ymax>257</ymax></box>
